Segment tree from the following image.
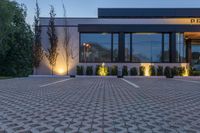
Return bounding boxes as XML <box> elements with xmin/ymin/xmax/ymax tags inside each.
<box><xmin>62</xmin><ymin>2</ymin><xmax>78</xmax><ymax>75</ymax></box>
<box><xmin>46</xmin><ymin>5</ymin><xmax>58</xmax><ymax>75</ymax></box>
<box><xmin>33</xmin><ymin>0</ymin><xmax>43</xmax><ymax>75</ymax></box>
<box><xmin>0</xmin><ymin>0</ymin><xmax>33</xmax><ymax>77</ymax></box>
<box><xmin>62</xmin><ymin>3</ymin><xmax>70</xmax><ymax>75</ymax></box>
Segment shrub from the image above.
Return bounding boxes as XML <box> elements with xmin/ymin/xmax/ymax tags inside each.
<box><xmin>164</xmin><ymin>66</ymin><xmax>173</xmax><ymax>78</ymax></box>
<box><xmin>172</xmin><ymin>66</ymin><xmax>179</xmax><ymax>76</ymax></box>
<box><xmin>139</xmin><ymin>66</ymin><xmax>145</xmax><ymax>76</ymax></box>
<box><xmin>95</xmin><ymin>65</ymin><xmax>100</xmax><ymax>75</ymax></box>
<box><xmin>130</xmin><ymin>67</ymin><xmax>138</xmax><ymax>76</ymax></box>
<box><xmin>98</xmin><ymin>66</ymin><xmax>109</xmax><ymax>76</ymax></box>
<box><xmin>157</xmin><ymin>66</ymin><xmax>163</xmax><ymax>76</ymax></box>
<box><xmin>178</xmin><ymin>67</ymin><xmax>185</xmax><ymax>76</ymax></box>
<box><xmin>86</xmin><ymin>66</ymin><xmax>93</xmax><ymax>75</ymax></box>
<box><xmin>111</xmin><ymin>65</ymin><xmax>118</xmax><ymax>75</ymax></box>
<box><xmin>149</xmin><ymin>65</ymin><xmax>156</xmax><ymax>76</ymax></box>
<box><xmin>192</xmin><ymin>71</ymin><xmax>200</xmax><ymax>76</ymax></box>
<box><xmin>189</xmin><ymin>66</ymin><xmax>193</xmax><ymax>76</ymax></box>
<box><xmin>77</xmin><ymin>66</ymin><xmax>83</xmax><ymax>75</ymax></box>
<box><xmin>122</xmin><ymin>66</ymin><xmax>128</xmax><ymax>76</ymax></box>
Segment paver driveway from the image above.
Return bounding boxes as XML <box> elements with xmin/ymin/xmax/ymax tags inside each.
<box><xmin>0</xmin><ymin>77</ymin><xmax>200</xmax><ymax>133</ymax></box>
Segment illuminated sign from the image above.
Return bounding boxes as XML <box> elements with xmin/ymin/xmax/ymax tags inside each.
<box><xmin>191</xmin><ymin>18</ymin><xmax>200</xmax><ymax>24</ymax></box>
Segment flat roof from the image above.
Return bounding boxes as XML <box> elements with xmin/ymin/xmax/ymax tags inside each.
<box><xmin>98</xmin><ymin>8</ymin><xmax>200</xmax><ymax>18</ymax></box>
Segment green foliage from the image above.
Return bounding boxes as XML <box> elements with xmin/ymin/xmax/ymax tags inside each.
<box><xmin>45</xmin><ymin>6</ymin><xmax>58</xmax><ymax>75</ymax></box>
<box><xmin>172</xmin><ymin>66</ymin><xmax>179</xmax><ymax>76</ymax></box>
<box><xmin>111</xmin><ymin>65</ymin><xmax>118</xmax><ymax>75</ymax></box>
<box><xmin>149</xmin><ymin>65</ymin><xmax>156</xmax><ymax>76</ymax></box>
<box><xmin>188</xmin><ymin>66</ymin><xmax>193</xmax><ymax>76</ymax></box>
<box><xmin>0</xmin><ymin>0</ymin><xmax>34</xmax><ymax>77</ymax></box>
<box><xmin>164</xmin><ymin>66</ymin><xmax>173</xmax><ymax>78</ymax></box>
<box><xmin>130</xmin><ymin>67</ymin><xmax>138</xmax><ymax>76</ymax></box>
<box><xmin>98</xmin><ymin>66</ymin><xmax>109</xmax><ymax>76</ymax></box>
<box><xmin>139</xmin><ymin>66</ymin><xmax>145</xmax><ymax>76</ymax></box>
<box><xmin>157</xmin><ymin>66</ymin><xmax>164</xmax><ymax>76</ymax></box>
<box><xmin>192</xmin><ymin>71</ymin><xmax>200</xmax><ymax>76</ymax></box>
<box><xmin>86</xmin><ymin>66</ymin><xmax>93</xmax><ymax>75</ymax></box>
<box><xmin>122</xmin><ymin>66</ymin><xmax>128</xmax><ymax>76</ymax></box>
<box><xmin>95</xmin><ymin>65</ymin><xmax>100</xmax><ymax>75</ymax></box>
<box><xmin>178</xmin><ymin>67</ymin><xmax>185</xmax><ymax>76</ymax></box>
<box><xmin>76</xmin><ymin>66</ymin><xmax>83</xmax><ymax>75</ymax></box>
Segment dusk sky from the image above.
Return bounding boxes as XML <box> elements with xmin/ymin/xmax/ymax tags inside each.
<box><xmin>15</xmin><ymin>0</ymin><xmax>200</xmax><ymax>25</ymax></box>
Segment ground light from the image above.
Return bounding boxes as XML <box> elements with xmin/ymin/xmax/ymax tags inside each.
<box><xmin>181</xmin><ymin>63</ymin><xmax>189</xmax><ymax>77</ymax></box>
<box><xmin>98</xmin><ymin>63</ymin><xmax>108</xmax><ymax>76</ymax></box>
<box><xmin>57</xmin><ymin>68</ymin><xmax>66</xmax><ymax>75</ymax></box>
<box><xmin>141</xmin><ymin>63</ymin><xmax>151</xmax><ymax>76</ymax></box>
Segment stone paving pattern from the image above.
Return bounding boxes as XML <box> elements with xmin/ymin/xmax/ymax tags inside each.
<box><xmin>0</xmin><ymin>77</ymin><xmax>200</xmax><ymax>133</ymax></box>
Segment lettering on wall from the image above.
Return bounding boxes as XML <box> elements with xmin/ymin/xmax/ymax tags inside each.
<box><xmin>191</xmin><ymin>19</ymin><xmax>200</xmax><ymax>24</ymax></box>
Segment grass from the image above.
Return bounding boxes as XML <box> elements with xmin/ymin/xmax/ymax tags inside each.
<box><xmin>0</xmin><ymin>77</ymin><xmax>12</xmax><ymax>80</ymax></box>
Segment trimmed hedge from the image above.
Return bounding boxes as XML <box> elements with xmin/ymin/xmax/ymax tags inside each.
<box><xmin>122</xmin><ymin>66</ymin><xmax>128</xmax><ymax>76</ymax></box>
<box><xmin>95</xmin><ymin>65</ymin><xmax>100</xmax><ymax>75</ymax></box>
<box><xmin>111</xmin><ymin>65</ymin><xmax>118</xmax><ymax>75</ymax></box>
<box><xmin>139</xmin><ymin>66</ymin><xmax>145</xmax><ymax>76</ymax></box>
<box><xmin>77</xmin><ymin>66</ymin><xmax>83</xmax><ymax>75</ymax></box>
<box><xmin>164</xmin><ymin>66</ymin><xmax>173</xmax><ymax>78</ymax></box>
<box><xmin>130</xmin><ymin>67</ymin><xmax>138</xmax><ymax>76</ymax></box>
<box><xmin>149</xmin><ymin>65</ymin><xmax>156</xmax><ymax>76</ymax></box>
<box><xmin>157</xmin><ymin>66</ymin><xmax>164</xmax><ymax>76</ymax></box>
<box><xmin>86</xmin><ymin>66</ymin><xmax>93</xmax><ymax>75</ymax></box>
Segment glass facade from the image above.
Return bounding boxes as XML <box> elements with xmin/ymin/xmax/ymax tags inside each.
<box><xmin>176</xmin><ymin>33</ymin><xmax>186</xmax><ymax>63</ymax></box>
<box><xmin>112</xmin><ymin>34</ymin><xmax>119</xmax><ymax>62</ymax></box>
<box><xmin>80</xmin><ymin>32</ymin><xmax>187</xmax><ymax>63</ymax></box>
<box><xmin>132</xmin><ymin>33</ymin><xmax>162</xmax><ymax>63</ymax></box>
<box><xmin>163</xmin><ymin>34</ymin><xmax>170</xmax><ymax>62</ymax></box>
<box><xmin>125</xmin><ymin>34</ymin><xmax>131</xmax><ymax>62</ymax></box>
<box><xmin>191</xmin><ymin>41</ymin><xmax>200</xmax><ymax>65</ymax></box>
<box><xmin>80</xmin><ymin>33</ymin><xmax>112</xmax><ymax>62</ymax></box>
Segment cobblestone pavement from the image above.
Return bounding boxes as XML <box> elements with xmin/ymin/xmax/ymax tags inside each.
<box><xmin>0</xmin><ymin>77</ymin><xmax>200</xmax><ymax>133</ymax></box>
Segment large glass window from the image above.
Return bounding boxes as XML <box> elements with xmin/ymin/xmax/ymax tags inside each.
<box><xmin>176</xmin><ymin>33</ymin><xmax>186</xmax><ymax>62</ymax></box>
<box><xmin>112</xmin><ymin>34</ymin><xmax>119</xmax><ymax>62</ymax></box>
<box><xmin>132</xmin><ymin>33</ymin><xmax>162</xmax><ymax>62</ymax></box>
<box><xmin>125</xmin><ymin>34</ymin><xmax>131</xmax><ymax>62</ymax></box>
<box><xmin>163</xmin><ymin>34</ymin><xmax>170</xmax><ymax>62</ymax></box>
<box><xmin>191</xmin><ymin>41</ymin><xmax>200</xmax><ymax>65</ymax></box>
<box><xmin>80</xmin><ymin>33</ymin><xmax>112</xmax><ymax>62</ymax></box>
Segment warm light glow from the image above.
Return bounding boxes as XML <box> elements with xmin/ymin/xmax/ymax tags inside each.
<box><xmin>57</xmin><ymin>68</ymin><xmax>65</xmax><ymax>74</ymax></box>
<box><xmin>181</xmin><ymin>63</ymin><xmax>189</xmax><ymax>77</ymax></box>
<box><xmin>98</xmin><ymin>63</ymin><xmax>108</xmax><ymax>76</ymax></box>
<box><xmin>141</xmin><ymin>63</ymin><xmax>152</xmax><ymax>76</ymax></box>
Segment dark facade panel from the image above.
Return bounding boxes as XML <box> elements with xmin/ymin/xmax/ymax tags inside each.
<box><xmin>78</xmin><ymin>24</ymin><xmax>200</xmax><ymax>32</ymax></box>
<box><xmin>98</xmin><ymin>8</ymin><xmax>200</xmax><ymax>18</ymax></box>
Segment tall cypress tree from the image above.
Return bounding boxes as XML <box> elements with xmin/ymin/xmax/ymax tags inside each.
<box><xmin>46</xmin><ymin>5</ymin><xmax>58</xmax><ymax>75</ymax></box>
<box><xmin>33</xmin><ymin>0</ymin><xmax>43</xmax><ymax>75</ymax></box>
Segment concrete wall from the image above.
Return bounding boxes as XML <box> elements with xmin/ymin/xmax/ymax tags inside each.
<box><xmin>37</xmin><ymin>25</ymin><xmax>79</xmax><ymax>75</ymax></box>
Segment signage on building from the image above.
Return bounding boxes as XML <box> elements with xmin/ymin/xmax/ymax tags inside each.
<box><xmin>190</xmin><ymin>18</ymin><xmax>200</xmax><ymax>24</ymax></box>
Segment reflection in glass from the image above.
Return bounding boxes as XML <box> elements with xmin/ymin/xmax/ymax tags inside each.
<box><xmin>113</xmin><ymin>34</ymin><xmax>119</xmax><ymax>62</ymax></box>
<box><xmin>132</xmin><ymin>33</ymin><xmax>162</xmax><ymax>62</ymax></box>
<box><xmin>176</xmin><ymin>33</ymin><xmax>186</xmax><ymax>62</ymax></box>
<box><xmin>125</xmin><ymin>34</ymin><xmax>131</xmax><ymax>62</ymax></box>
<box><xmin>191</xmin><ymin>41</ymin><xmax>200</xmax><ymax>65</ymax></box>
<box><xmin>80</xmin><ymin>33</ymin><xmax>111</xmax><ymax>62</ymax></box>
<box><xmin>163</xmin><ymin>34</ymin><xmax>170</xmax><ymax>62</ymax></box>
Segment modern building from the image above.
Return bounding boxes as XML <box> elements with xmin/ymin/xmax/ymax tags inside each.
<box><xmin>38</xmin><ymin>8</ymin><xmax>200</xmax><ymax>75</ymax></box>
